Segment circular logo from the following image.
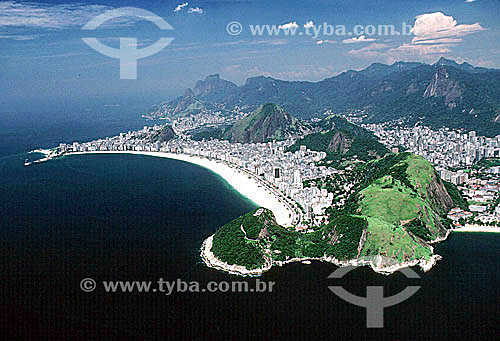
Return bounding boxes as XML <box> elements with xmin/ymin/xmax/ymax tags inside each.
<box><xmin>227</xmin><ymin>21</ymin><xmax>243</xmax><ymax>36</ymax></box>
<box><xmin>81</xmin><ymin>7</ymin><xmax>174</xmax><ymax>79</ymax></box>
<box><xmin>80</xmin><ymin>278</ymin><xmax>97</xmax><ymax>292</ymax></box>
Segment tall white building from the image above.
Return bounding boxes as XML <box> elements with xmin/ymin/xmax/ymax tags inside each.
<box><xmin>293</xmin><ymin>169</ymin><xmax>302</xmax><ymax>185</ymax></box>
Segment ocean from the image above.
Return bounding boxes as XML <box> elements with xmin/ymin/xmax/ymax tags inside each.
<box><xmin>1</xmin><ymin>107</ymin><xmax>499</xmax><ymax>339</ymax></box>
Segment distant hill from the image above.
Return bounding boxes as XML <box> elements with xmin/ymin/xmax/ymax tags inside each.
<box><xmin>157</xmin><ymin>59</ymin><xmax>500</xmax><ymax>136</ymax></box>
<box><xmin>223</xmin><ymin>103</ymin><xmax>306</xmax><ymax>143</ymax></box>
<box><xmin>153</xmin><ymin>125</ymin><xmax>176</xmax><ymax>142</ymax></box>
<box><xmin>154</xmin><ymin>88</ymin><xmax>209</xmax><ymax>119</ymax></box>
<box><xmin>287</xmin><ymin>116</ymin><xmax>388</xmax><ymax>164</ymax></box>
<box><xmin>193</xmin><ymin>74</ymin><xmax>238</xmax><ymax>102</ymax></box>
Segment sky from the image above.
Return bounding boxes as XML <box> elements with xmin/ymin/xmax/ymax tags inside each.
<box><xmin>1</xmin><ymin>0</ymin><xmax>499</xmax><ymax>110</ymax></box>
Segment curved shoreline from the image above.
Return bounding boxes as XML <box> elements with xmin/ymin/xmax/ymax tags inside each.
<box><xmin>62</xmin><ymin>151</ymin><xmax>295</xmax><ymax>227</ymax></box>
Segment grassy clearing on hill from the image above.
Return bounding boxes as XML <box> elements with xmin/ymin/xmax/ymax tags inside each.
<box><xmin>361</xmin><ymin>217</ymin><xmax>432</xmax><ymax>262</ymax></box>
<box><xmin>358</xmin><ymin>175</ymin><xmax>422</xmax><ymax>225</ymax></box>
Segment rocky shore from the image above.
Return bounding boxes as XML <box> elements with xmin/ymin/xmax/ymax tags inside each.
<box><xmin>200</xmin><ymin>233</ymin><xmax>444</xmax><ymax>277</ymax></box>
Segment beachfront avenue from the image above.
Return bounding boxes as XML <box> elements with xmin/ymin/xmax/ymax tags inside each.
<box><xmin>81</xmin><ymin>278</ymin><xmax>276</xmax><ymax>295</ymax></box>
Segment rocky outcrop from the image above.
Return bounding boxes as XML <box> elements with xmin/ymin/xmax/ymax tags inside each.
<box><xmin>193</xmin><ymin>74</ymin><xmax>238</xmax><ymax>102</ymax></box>
<box><xmin>423</xmin><ymin>67</ymin><xmax>464</xmax><ymax>109</ymax></box>
<box><xmin>155</xmin><ymin>125</ymin><xmax>176</xmax><ymax>142</ymax></box>
<box><xmin>426</xmin><ymin>172</ymin><xmax>454</xmax><ymax>213</ymax></box>
<box><xmin>327</xmin><ymin>131</ymin><xmax>352</xmax><ymax>154</ymax></box>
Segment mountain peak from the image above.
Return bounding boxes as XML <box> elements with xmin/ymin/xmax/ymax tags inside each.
<box><xmin>184</xmin><ymin>88</ymin><xmax>195</xmax><ymax>98</ymax></box>
<box><xmin>245</xmin><ymin>75</ymin><xmax>273</xmax><ymax>85</ymax></box>
<box><xmin>193</xmin><ymin>73</ymin><xmax>237</xmax><ymax>101</ymax></box>
<box><xmin>434</xmin><ymin>57</ymin><xmax>460</xmax><ymax>67</ymax></box>
<box><xmin>204</xmin><ymin>74</ymin><xmax>221</xmax><ymax>81</ymax></box>
<box><xmin>433</xmin><ymin>57</ymin><xmax>489</xmax><ymax>74</ymax></box>
<box><xmin>224</xmin><ymin>103</ymin><xmax>304</xmax><ymax>143</ymax></box>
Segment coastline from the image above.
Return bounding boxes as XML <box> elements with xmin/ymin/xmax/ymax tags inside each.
<box><xmin>200</xmin><ymin>233</ymin><xmax>442</xmax><ymax>277</ymax></box>
<box><xmin>63</xmin><ymin>151</ymin><xmax>295</xmax><ymax>227</ymax></box>
<box><xmin>199</xmin><ymin>218</ymin><xmax>453</xmax><ymax>277</ymax></box>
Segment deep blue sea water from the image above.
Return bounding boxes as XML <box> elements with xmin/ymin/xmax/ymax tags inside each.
<box><xmin>1</xmin><ymin>108</ymin><xmax>499</xmax><ymax>339</ymax></box>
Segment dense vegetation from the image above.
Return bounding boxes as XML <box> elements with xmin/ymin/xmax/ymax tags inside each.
<box><xmin>443</xmin><ymin>181</ymin><xmax>468</xmax><ymax>210</ymax></box>
<box><xmin>189</xmin><ymin>126</ymin><xmax>226</xmax><ymax>141</ymax></box>
<box><xmin>324</xmin><ymin>153</ymin><xmax>451</xmax><ymax>261</ymax></box>
<box><xmin>210</xmin><ymin>208</ymin><xmax>369</xmax><ymax>268</ymax></box>
<box><xmin>475</xmin><ymin>158</ymin><xmax>500</xmax><ymax>169</ymax></box>
<box><xmin>211</xmin><ymin>215</ymin><xmax>265</xmax><ymax>269</ymax></box>
<box><xmin>223</xmin><ymin>103</ymin><xmax>305</xmax><ymax>143</ymax></box>
<box><xmin>324</xmin><ymin>215</ymin><xmax>367</xmax><ymax>260</ymax></box>
<box><xmin>359</xmin><ymin>152</ymin><xmax>416</xmax><ymax>191</ymax></box>
<box><xmin>405</xmin><ymin>218</ymin><xmax>432</xmax><ymax>241</ymax></box>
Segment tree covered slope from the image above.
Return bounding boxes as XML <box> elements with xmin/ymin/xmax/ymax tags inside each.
<box><xmin>223</xmin><ymin>103</ymin><xmax>306</xmax><ymax>143</ymax></box>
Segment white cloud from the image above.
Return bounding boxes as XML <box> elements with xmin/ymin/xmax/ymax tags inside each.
<box><xmin>188</xmin><ymin>7</ymin><xmax>204</xmax><ymax>14</ymax></box>
<box><xmin>223</xmin><ymin>64</ymin><xmax>241</xmax><ymax>73</ymax></box>
<box><xmin>0</xmin><ymin>34</ymin><xmax>38</xmax><ymax>40</ymax></box>
<box><xmin>233</xmin><ymin>64</ymin><xmax>337</xmax><ymax>82</ymax></box>
<box><xmin>342</xmin><ymin>35</ymin><xmax>376</xmax><ymax>44</ymax></box>
<box><xmin>173</xmin><ymin>2</ymin><xmax>189</xmax><ymax>12</ymax></box>
<box><xmin>348</xmin><ymin>12</ymin><xmax>487</xmax><ymax>64</ymax></box>
<box><xmin>348</xmin><ymin>41</ymin><xmax>454</xmax><ymax>64</ymax></box>
<box><xmin>389</xmin><ymin>43</ymin><xmax>453</xmax><ymax>56</ymax></box>
<box><xmin>0</xmin><ymin>1</ymin><xmax>113</xmax><ymax>29</ymax></box>
<box><xmin>303</xmin><ymin>21</ymin><xmax>314</xmax><ymax>29</ymax></box>
<box><xmin>410</xmin><ymin>12</ymin><xmax>485</xmax><ymax>44</ymax></box>
<box><xmin>215</xmin><ymin>39</ymin><xmax>288</xmax><ymax>47</ymax></box>
<box><xmin>278</xmin><ymin>21</ymin><xmax>299</xmax><ymax>30</ymax></box>
<box><xmin>465</xmin><ymin>0</ymin><xmax>476</xmax><ymax>3</ymax></box>
<box><xmin>315</xmin><ymin>39</ymin><xmax>337</xmax><ymax>45</ymax></box>
<box><xmin>347</xmin><ymin>43</ymin><xmax>390</xmax><ymax>57</ymax></box>
<box><xmin>413</xmin><ymin>38</ymin><xmax>463</xmax><ymax>45</ymax></box>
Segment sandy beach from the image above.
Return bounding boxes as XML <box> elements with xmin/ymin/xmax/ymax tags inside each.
<box><xmin>452</xmin><ymin>225</ymin><xmax>500</xmax><ymax>233</ymax></box>
<box><xmin>64</xmin><ymin>151</ymin><xmax>295</xmax><ymax>227</ymax></box>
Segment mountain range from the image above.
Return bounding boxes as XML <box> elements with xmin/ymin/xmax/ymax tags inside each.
<box><xmin>156</xmin><ymin>58</ymin><xmax>500</xmax><ymax>136</ymax></box>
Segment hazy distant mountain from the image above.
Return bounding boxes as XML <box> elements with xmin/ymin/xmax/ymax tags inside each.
<box><xmin>433</xmin><ymin>57</ymin><xmax>492</xmax><ymax>73</ymax></box>
<box><xmin>159</xmin><ymin>59</ymin><xmax>500</xmax><ymax>136</ymax></box>
<box><xmin>223</xmin><ymin>103</ymin><xmax>306</xmax><ymax>143</ymax></box>
<box><xmin>193</xmin><ymin>74</ymin><xmax>238</xmax><ymax>102</ymax></box>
